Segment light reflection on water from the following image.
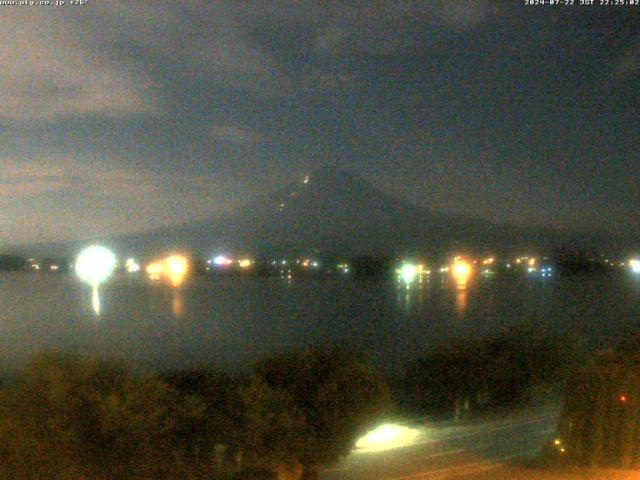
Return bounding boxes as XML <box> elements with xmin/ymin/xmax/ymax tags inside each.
<box><xmin>455</xmin><ymin>286</ymin><xmax>468</xmax><ymax>317</ymax></box>
<box><xmin>172</xmin><ymin>290</ymin><xmax>185</xmax><ymax>318</ymax></box>
<box><xmin>91</xmin><ymin>286</ymin><xmax>101</xmax><ymax>316</ymax></box>
<box><xmin>1</xmin><ymin>272</ymin><xmax>640</xmax><ymax>375</ymax></box>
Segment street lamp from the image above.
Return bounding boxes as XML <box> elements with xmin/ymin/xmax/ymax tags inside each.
<box><xmin>75</xmin><ymin>245</ymin><xmax>116</xmax><ymax>315</ymax></box>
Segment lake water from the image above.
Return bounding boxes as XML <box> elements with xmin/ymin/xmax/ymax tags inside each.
<box><xmin>1</xmin><ymin>272</ymin><xmax>639</xmax><ymax>375</ymax></box>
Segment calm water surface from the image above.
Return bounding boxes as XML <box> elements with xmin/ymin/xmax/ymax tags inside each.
<box><xmin>1</xmin><ymin>272</ymin><xmax>639</xmax><ymax>374</ymax></box>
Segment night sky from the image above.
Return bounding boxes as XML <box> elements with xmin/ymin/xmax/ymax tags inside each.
<box><xmin>1</xmin><ymin>1</ymin><xmax>639</xmax><ymax>246</ymax></box>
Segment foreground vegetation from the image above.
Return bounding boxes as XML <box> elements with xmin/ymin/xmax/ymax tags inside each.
<box><xmin>0</xmin><ymin>350</ymin><xmax>391</xmax><ymax>479</ymax></box>
<box><xmin>404</xmin><ymin>328</ymin><xmax>587</xmax><ymax>418</ymax></box>
<box><xmin>555</xmin><ymin>333</ymin><xmax>640</xmax><ymax>468</ymax></box>
<box><xmin>2</xmin><ymin>329</ymin><xmax>636</xmax><ymax>478</ymax></box>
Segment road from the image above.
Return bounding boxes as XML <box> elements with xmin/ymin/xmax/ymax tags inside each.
<box><xmin>322</xmin><ymin>403</ymin><xmax>560</xmax><ymax>480</ymax></box>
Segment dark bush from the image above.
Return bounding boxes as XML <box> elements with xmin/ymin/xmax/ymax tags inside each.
<box><xmin>405</xmin><ymin>329</ymin><xmax>584</xmax><ymax>416</ymax></box>
<box><xmin>0</xmin><ymin>349</ymin><xmax>391</xmax><ymax>479</ymax></box>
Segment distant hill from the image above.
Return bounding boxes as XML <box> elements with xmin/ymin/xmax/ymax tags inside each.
<box><xmin>9</xmin><ymin>167</ymin><xmax>635</xmax><ymax>258</ymax></box>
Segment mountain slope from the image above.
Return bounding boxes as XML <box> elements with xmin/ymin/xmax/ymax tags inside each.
<box><xmin>119</xmin><ymin>167</ymin><xmax>561</xmax><ymax>256</ymax></box>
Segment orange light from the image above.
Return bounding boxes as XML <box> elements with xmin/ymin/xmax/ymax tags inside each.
<box><xmin>146</xmin><ymin>255</ymin><xmax>189</xmax><ymax>286</ymax></box>
<box><xmin>146</xmin><ymin>261</ymin><xmax>164</xmax><ymax>279</ymax></box>
<box><xmin>165</xmin><ymin>255</ymin><xmax>189</xmax><ymax>287</ymax></box>
<box><xmin>451</xmin><ymin>259</ymin><xmax>472</xmax><ymax>282</ymax></box>
<box><xmin>620</xmin><ymin>395</ymin><xmax>629</xmax><ymax>403</ymax></box>
<box><xmin>238</xmin><ymin>258</ymin><xmax>252</xmax><ymax>268</ymax></box>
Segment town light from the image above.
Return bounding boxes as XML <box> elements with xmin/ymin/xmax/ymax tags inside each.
<box><xmin>213</xmin><ymin>255</ymin><xmax>233</xmax><ymax>266</ymax></box>
<box><xmin>337</xmin><ymin>263</ymin><xmax>350</xmax><ymax>274</ymax></box>
<box><xmin>238</xmin><ymin>258</ymin><xmax>252</xmax><ymax>268</ymax></box>
<box><xmin>399</xmin><ymin>263</ymin><xmax>418</xmax><ymax>284</ymax></box>
<box><xmin>146</xmin><ymin>261</ymin><xmax>164</xmax><ymax>280</ymax></box>
<box><xmin>125</xmin><ymin>258</ymin><xmax>140</xmax><ymax>273</ymax></box>
<box><xmin>165</xmin><ymin>255</ymin><xmax>189</xmax><ymax>287</ymax></box>
<box><xmin>451</xmin><ymin>259</ymin><xmax>472</xmax><ymax>282</ymax></box>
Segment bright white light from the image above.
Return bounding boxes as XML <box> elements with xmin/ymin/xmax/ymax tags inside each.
<box><xmin>399</xmin><ymin>264</ymin><xmax>418</xmax><ymax>284</ymax></box>
<box><xmin>355</xmin><ymin>424</ymin><xmax>421</xmax><ymax>453</ymax></box>
<box><xmin>75</xmin><ymin>246</ymin><xmax>116</xmax><ymax>287</ymax></box>
<box><xmin>630</xmin><ymin>259</ymin><xmax>640</xmax><ymax>274</ymax></box>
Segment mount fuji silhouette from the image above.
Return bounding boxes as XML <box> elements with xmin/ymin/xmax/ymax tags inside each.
<box><xmin>110</xmin><ymin>166</ymin><xmax>570</xmax><ymax>256</ymax></box>
<box><xmin>16</xmin><ymin>166</ymin><xmax>625</xmax><ymax>257</ymax></box>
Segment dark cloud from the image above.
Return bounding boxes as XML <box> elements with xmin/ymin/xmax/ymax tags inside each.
<box><xmin>1</xmin><ymin>1</ymin><xmax>639</xmax><ymax>244</ymax></box>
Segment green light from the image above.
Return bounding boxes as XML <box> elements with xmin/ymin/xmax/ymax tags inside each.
<box><xmin>399</xmin><ymin>263</ymin><xmax>418</xmax><ymax>284</ymax></box>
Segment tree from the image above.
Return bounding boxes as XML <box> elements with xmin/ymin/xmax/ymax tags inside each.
<box><xmin>406</xmin><ymin>329</ymin><xmax>582</xmax><ymax>416</ymax></box>
<box><xmin>253</xmin><ymin>349</ymin><xmax>392</xmax><ymax>477</ymax></box>
<box><xmin>163</xmin><ymin>368</ymin><xmax>246</xmax><ymax>474</ymax></box>
<box><xmin>238</xmin><ymin>377</ymin><xmax>305</xmax><ymax>478</ymax></box>
<box><xmin>0</xmin><ymin>352</ymin><xmax>204</xmax><ymax>479</ymax></box>
<box><xmin>557</xmin><ymin>349</ymin><xmax>640</xmax><ymax>468</ymax></box>
<box><xmin>0</xmin><ymin>254</ymin><xmax>27</xmax><ymax>271</ymax></box>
